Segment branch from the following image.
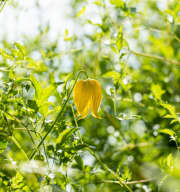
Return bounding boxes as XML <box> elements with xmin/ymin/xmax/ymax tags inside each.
<box><xmin>126</xmin><ymin>178</ymin><xmax>155</xmax><ymax>184</ymax></box>
<box><xmin>102</xmin><ymin>178</ymin><xmax>154</xmax><ymax>185</ymax></box>
<box><xmin>130</xmin><ymin>50</ymin><xmax>180</xmax><ymax>66</ymax></box>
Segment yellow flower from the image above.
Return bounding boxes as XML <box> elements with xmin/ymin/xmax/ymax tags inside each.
<box><xmin>73</xmin><ymin>79</ymin><xmax>102</xmax><ymax>119</ymax></box>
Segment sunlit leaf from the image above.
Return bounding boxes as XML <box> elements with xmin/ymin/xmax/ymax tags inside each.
<box><xmin>110</xmin><ymin>0</ymin><xmax>124</xmax><ymax>7</ymax></box>
<box><xmin>76</xmin><ymin>6</ymin><xmax>86</xmax><ymax>17</ymax></box>
<box><xmin>116</xmin><ymin>26</ymin><xmax>123</xmax><ymax>51</ymax></box>
<box><xmin>159</xmin><ymin>129</ymin><xmax>175</xmax><ymax>136</ymax></box>
<box><xmin>151</xmin><ymin>84</ymin><xmax>165</xmax><ymax>100</ymax></box>
<box><xmin>56</xmin><ymin>128</ymin><xmax>78</xmax><ymax>145</ymax></box>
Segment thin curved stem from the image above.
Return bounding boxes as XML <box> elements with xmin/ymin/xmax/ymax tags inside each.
<box><xmin>11</xmin><ymin>136</ymin><xmax>29</xmax><ymax>161</ymax></box>
<box><xmin>0</xmin><ymin>0</ymin><xmax>7</xmax><ymax>13</ymax></box>
<box><xmin>130</xmin><ymin>49</ymin><xmax>180</xmax><ymax>66</ymax></box>
<box><xmin>2</xmin><ymin>110</ymin><xmax>39</xmax><ymax>154</ymax></box>
<box><xmin>71</xmin><ymin>104</ymin><xmax>83</xmax><ymax>144</ymax></box>
<box><xmin>86</xmin><ymin>147</ymin><xmax>133</xmax><ymax>192</ymax></box>
<box><xmin>30</xmin><ymin>70</ymin><xmax>88</xmax><ymax>159</ymax></box>
<box><xmin>101</xmin><ymin>178</ymin><xmax>154</xmax><ymax>185</ymax></box>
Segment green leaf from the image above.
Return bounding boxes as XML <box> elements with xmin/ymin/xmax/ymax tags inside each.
<box><xmin>14</xmin><ymin>42</ymin><xmax>27</xmax><ymax>59</ymax></box>
<box><xmin>27</xmin><ymin>58</ymin><xmax>48</xmax><ymax>72</ymax></box>
<box><xmin>93</xmin><ymin>1</ymin><xmax>105</xmax><ymax>7</ymax></box>
<box><xmin>0</xmin><ymin>139</ymin><xmax>8</xmax><ymax>154</ymax></box>
<box><xmin>27</xmin><ymin>99</ymin><xmax>39</xmax><ymax>112</ymax></box>
<box><xmin>39</xmin><ymin>102</ymin><xmax>53</xmax><ymax>117</ymax></box>
<box><xmin>39</xmin><ymin>85</ymin><xmax>55</xmax><ymax>105</ymax></box>
<box><xmin>30</xmin><ymin>75</ymin><xmax>55</xmax><ymax>117</ymax></box>
<box><xmin>76</xmin><ymin>6</ymin><xmax>86</xmax><ymax>17</ymax></box>
<box><xmin>151</xmin><ymin>84</ymin><xmax>165</xmax><ymax>100</ymax></box>
<box><xmin>102</xmin><ymin>71</ymin><xmax>120</xmax><ymax>79</ymax></box>
<box><xmin>75</xmin><ymin>155</ymin><xmax>84</xmax><ymax>170</ymax></box>
<box><xmin>122</xmin><ymin>166</ymin><xmax>132</xmax><ymax>181</ymax></box>
<box><xmin>159</xmin><ymin>129</ymin><xmax>175</xmax><ymax>136</ymax></box>
<box><xmin>64</xmin><ymin>29</ymin><xmax>72</xmax><ymax>41</ymax></box>
<box><xmin>161</xmin><ymin>103</ymin><xmax>179</xmax><ymax>123</ymax></box>
<box><xmin>116</xmin><ymin>26</ymin><xmax>123</xmax><ymax>51</ymax></box>
<box><xmin>161</xmin><ymin>103</ymin><xmax>176</xmax><ymax>116</ymax></box>
<box><xmin>56</xmin><ymin>128</ymin><xmax>78</xmax><ymax>145</ymax></box>
<box><xmin>30</xmin><ymin>74</ymin><xmax>54</xmax><ymax>105</ymax></box>
<box><xmin>110</xmin><ymin>0</ymin><xmax>124</xmax><ymax>7</ymax></box>
<box><xmin>167</xmin><ymin>154</ymin><xmax>173</xmax><ymax>170</ymax></box>
<box><xmin>30</xmin><ymin>74</ymin><xmax>42</xmax><ymax>100</ymax></box>
<box><xmin>0</xmin><ymin>48</ymin><xmax>14</xmax><ymax>60</ymax></box>
<box><xmin>11</xmin><ymin>172</ymin><xmax>31</xmax><ymax>191</ymax></box>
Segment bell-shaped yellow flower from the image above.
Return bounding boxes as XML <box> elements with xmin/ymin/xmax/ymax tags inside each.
<box><xmin>73</xmin><ymin>79</ymin><xmax>102</xmax><ymax>119</ymax></box>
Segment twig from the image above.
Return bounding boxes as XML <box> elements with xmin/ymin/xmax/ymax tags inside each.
<box><xmin>39</xmin><ymin>134</ymin><xmax>49</xmax><ymax>167</ymax></box>
<box><xmin>71</xmin><ymin>104</ymin><xmax>83</xmax><ymax>144</ymax></box>
<box><xmin>126</xmin><ymin>178</ymin><xmax>154</xmax><ymax>184</ymax></box>
<box><xmin>102</xmin><ymin>178</ymin><xmax>154</xmax><ymax>185</ymax></box>
<box><xmin>3</xmin><ymin>110</ymin><xmax>39</xmax><ymax>155</ymax></box>
<box><xmin>130</xmin><ymin>50</ymin><xmax>180</xmax><ymax>66</ymax></box>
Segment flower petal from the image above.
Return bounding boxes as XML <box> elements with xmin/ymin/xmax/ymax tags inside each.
<box><xmin>73</xmin><ymin>80</ymin><xmax>92</xmax><ymax>118</ymax></box>
<box><xmin>89</xmin><ymin>79</ymin><xmax>102</xmax><ymax>119</ymax></box>
<box><xmin>78</xmin><ymin>101</ymin><xmax>90</xmax><ymax>119</ymax></box>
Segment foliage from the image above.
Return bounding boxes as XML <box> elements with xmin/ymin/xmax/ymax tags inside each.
<box><xmin>0</xmin><ymin>0</ymin><xmax>180</xmax><ymax>191</ymax></box>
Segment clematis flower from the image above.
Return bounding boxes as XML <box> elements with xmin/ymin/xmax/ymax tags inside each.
<box><xmin>73</xmin><ymin>79</ymin><xmax>102</xmax><ymax>119</ymax></box>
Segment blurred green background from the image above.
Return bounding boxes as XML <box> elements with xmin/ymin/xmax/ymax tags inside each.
<box><xmin>0</xmin><ymin>0</ymin><xmax>180</xmax><ymax>191</ymax></box>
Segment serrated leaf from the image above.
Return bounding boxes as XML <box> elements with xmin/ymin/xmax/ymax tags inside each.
<box><xmin>30</xmin><ymin>75</ymin><xmax>55</xmax><ymax>117</ymax></box>
<box><xmin>161</xmin><ymin>103</ymin><xmax>178</xmax><ymax>123</ymax></box>
<box><xmin>161</xmin><ymin>103</ymin><xmax>176</xmax><ymax>115</ymax></box>
<box><xmin>151</xmin><ymin>84</ymin><xmax>165</xmax><ymax>100</ymax></box>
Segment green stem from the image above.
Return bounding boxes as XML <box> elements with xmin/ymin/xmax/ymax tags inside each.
<box><xmin>11</xmin><ymin>136</ymin><xmax>29</xmax><ymax>160</ymax></box>
<box><xmin>0</xmin><ymin>0</ymin><xmax>7</xmax><ymax>13</ymax></box>
<box><xmin>130</xmin><ymin>49</ymin><xmax>180</xmax><ymax>65</ymax></box>
<box><xmin>30</xmin><ymin>70</ymin><xmax>87</xmax><ymax>159</ymax></box>
<box><xmin>3</xmin><ymin>111</ymin><xmax>39</xmax><ymax>155</ymax></box>
<box><xmin>113</xmin><ymin>89</ymin><xmax>117</xmax><ymax>116</ymax></box>
<box><xmin>71</xmin><ymin>104</ymin><xmax>83</xmax><ymax>144</ymax></box>
<box><xmin>86</xmin><ymin>147</ymin><xmax>133</xmax><ymax>192</ymax></box>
